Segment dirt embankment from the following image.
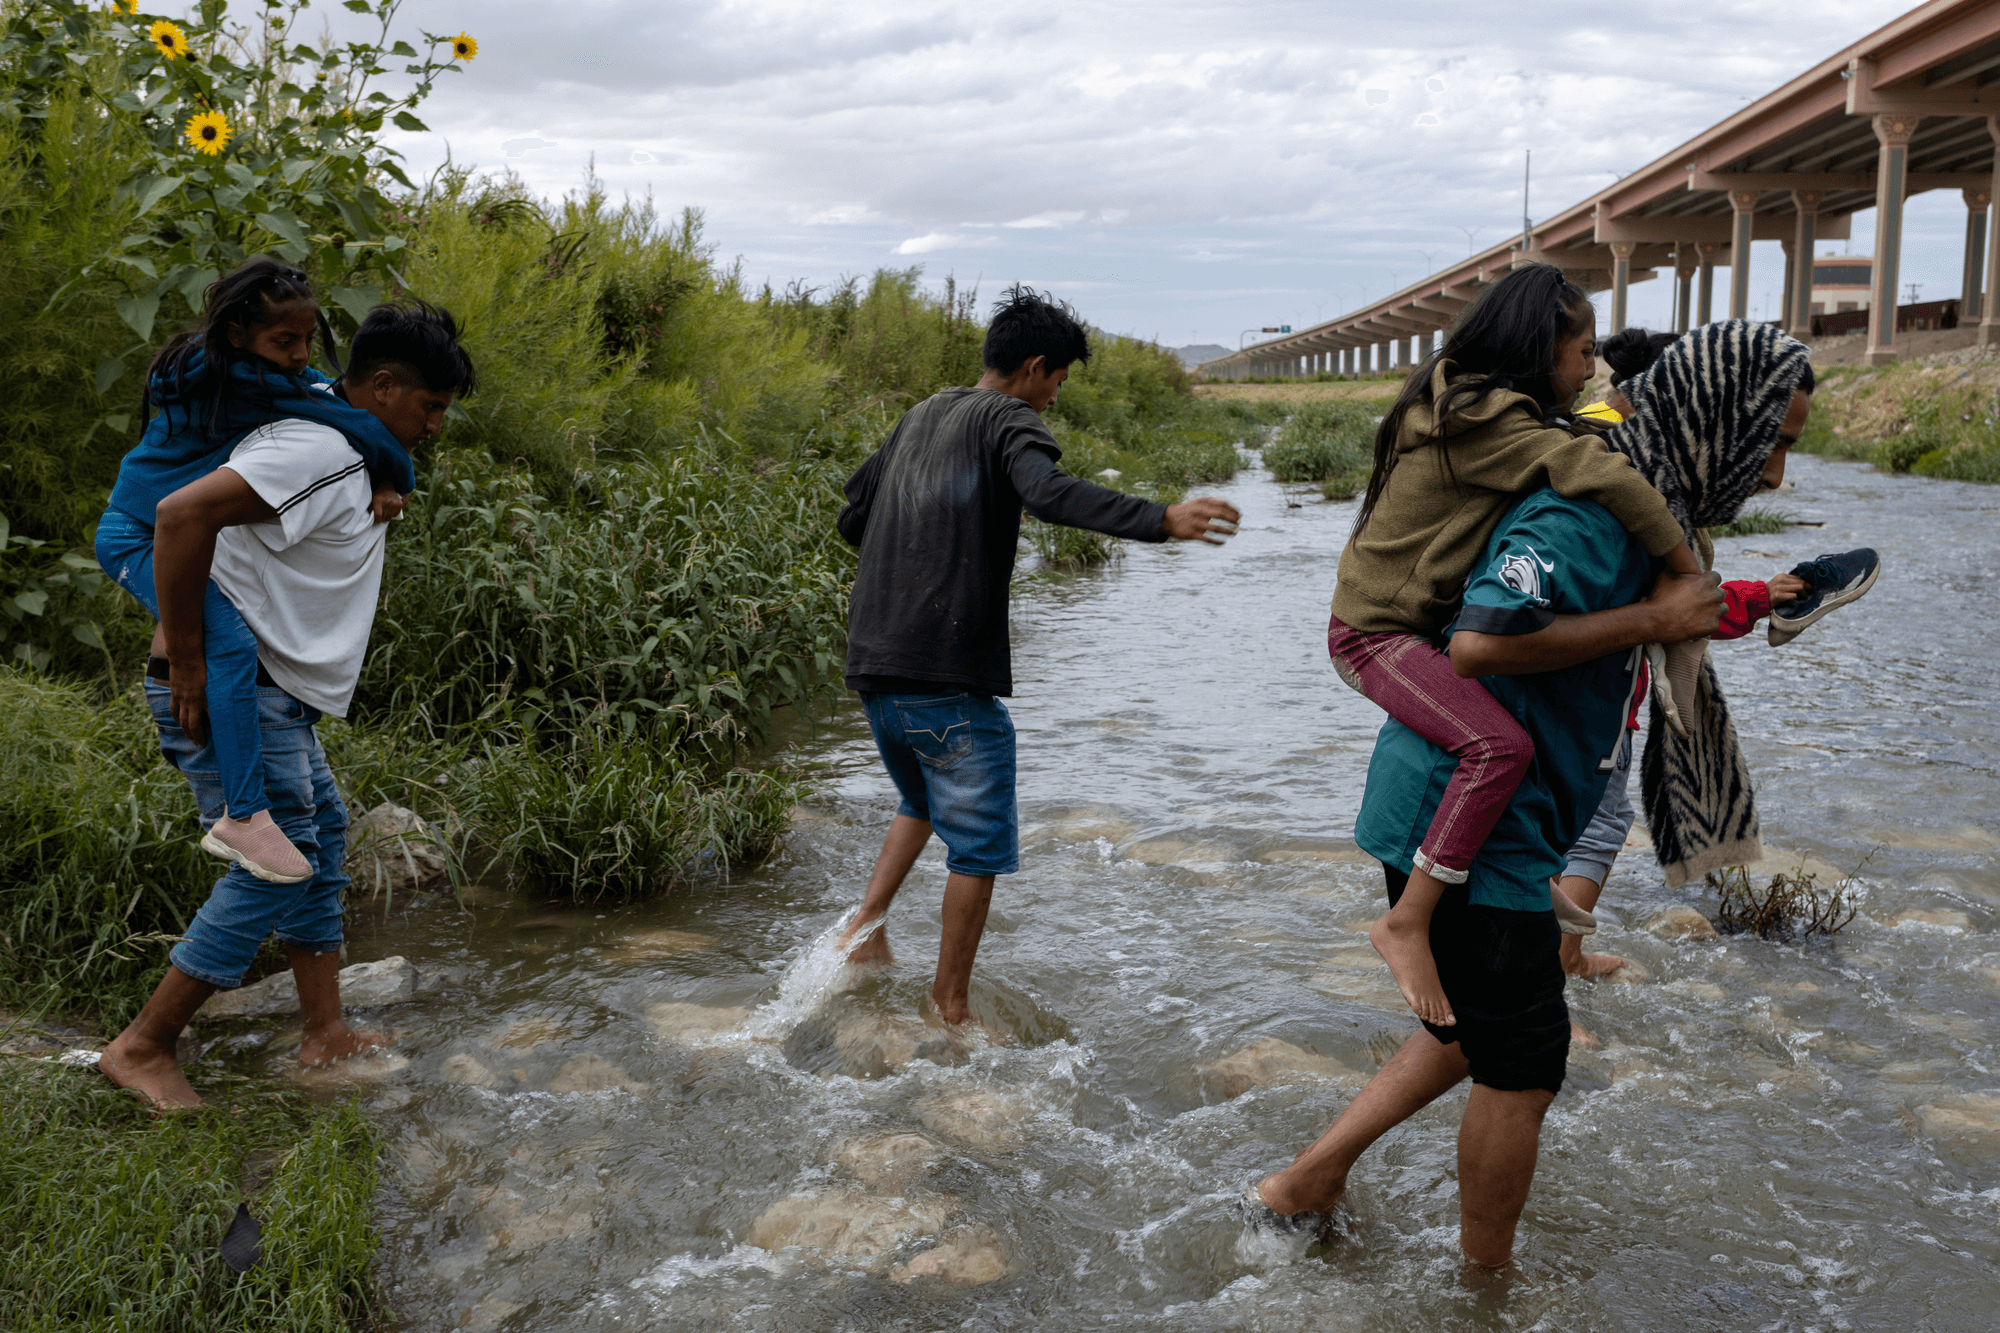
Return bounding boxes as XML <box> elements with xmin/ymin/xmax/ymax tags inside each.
<box><xmin>1192</xmin><ymin>381</ymin><xmax>1400</xmax><ymax>404</ymax></box>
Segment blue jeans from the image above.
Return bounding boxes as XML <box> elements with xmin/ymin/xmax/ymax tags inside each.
<box><xmin>147</xmin><ymin>679</ymin><xmax>348</xmax><ymax>988</ymax></box>
<box><xmin>1563</xmin><ymin>729</ymin><xmax>1635</xmax><ymax>886</ymax></box>
<box><xmin>97</xmin><ymin>506</ymin><xmax>269</xmax><ymax>819</ymax></box>
<box><xmin>860</xmin><ymin>691</ymin><xmax>1019</xmax><ymax>876</ymax></box>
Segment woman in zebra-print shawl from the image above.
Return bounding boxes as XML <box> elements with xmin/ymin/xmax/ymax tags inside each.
<box><xmin>1605</xmin><ymin>319</ymin><xmax>1813</xmax><ymax>887</ymax></box>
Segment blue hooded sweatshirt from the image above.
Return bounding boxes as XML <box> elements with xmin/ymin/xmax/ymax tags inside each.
<box><xmin>106</xmin><ymin>353</ymin><xmax>415</xmax><ymax>526</ymax></box>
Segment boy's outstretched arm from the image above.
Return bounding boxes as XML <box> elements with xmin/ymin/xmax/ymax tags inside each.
<box><xmin>153</xmin><ymin>469</ymin><xmax>278</xmax><ymax>743</ymax></box>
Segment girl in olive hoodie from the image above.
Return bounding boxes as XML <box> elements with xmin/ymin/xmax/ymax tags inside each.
<box><xmin>1331</xmin><ymin>265</ymin><xmax>1705</xmax><ymax>1029</ymax></box>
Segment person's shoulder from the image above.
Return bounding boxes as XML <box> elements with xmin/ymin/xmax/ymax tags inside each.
<box><xmin>1504</xmin><ymin>485</ymin><xmax>1624</xmax><ymax>542</ymax></box>
<box><xmin>234</xmin><ymin>416</ymin><xmax>357</xmax><ymax>461</ymax></box>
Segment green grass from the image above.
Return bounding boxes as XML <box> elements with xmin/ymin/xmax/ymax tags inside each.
<box><xmin>1264</xmin><ymin>399</ymin><xmax>1380</xmax><ymax>499</ymax></box>
<box><xmin>0</xmin><ymin>1061</ymin><xmax>379</xmax><ymax>1331</ymax></box>
<box><xmin>1711</xmin><ymin>506</ymin><xmax>1794</xmax><ymax>538</ymax></box>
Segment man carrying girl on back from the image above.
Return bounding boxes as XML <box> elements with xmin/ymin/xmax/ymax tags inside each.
<box><xmin>96</xmin><ymin>258</ymin><xmax>416</xmax><ymax>884</ymax></box>
<box><xmin>1326</xmin><ymin>265</ymin><xmax>1715</xmax><ymax>1027</ymax></box>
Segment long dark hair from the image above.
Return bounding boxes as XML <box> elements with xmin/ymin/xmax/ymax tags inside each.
<box><xmin>140</xmin><ymin>256</ymin><xmax>340</xmax><ymax>437</ymax></box>
<box><xmin>1353</xmin><ymin>264</ymin><xmax>1594</xmax><ymax>534</ymax></box>
<box><xmin>1601</xmin><ymin>327</ymin><xmax>1677</xmax><ymax>385</ymax></box>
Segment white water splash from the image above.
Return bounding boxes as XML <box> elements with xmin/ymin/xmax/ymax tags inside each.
<box><xmin>743</xmin><ymin>913</ymin><xmax>883</xmax><ymax>1041</ymax></box>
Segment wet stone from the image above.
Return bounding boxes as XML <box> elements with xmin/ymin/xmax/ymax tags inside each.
<box><xmin>830</xmin><ymin>1009</ymin><xmax>956</xmax><ymax>1079</ymax></box>
<box><xmin>1892</xmin><ymin>908</ymin><xmax>1971</xmax><ymax>929</ymax></box>
<box><xmin>203</xmin><ymin>955</ymin><xmax>418</xmax><ymax>1018</ymax></box>
<box><xmin>744</xmin><ymin>1188</ymin><xmax>953</xmax><ymax>1272</ymax></box>
<box><xmin>1646</xmin><ymin>907</ymin><xmax>1720</xmax><ymax>941</ymax></box>
<box><xmin>1199</xmin><ymin>1037</ymin><xmax>1367</xmax><ymax>1100</ymax></box>
<box><xmin>601</xmin><ymin>929</ymin><xmax>717</xmax><ymax>966</ymax></box>
<box><xmin>916</xmin><ymin>1089</ymin><xmax>1033</xmax><ymax>1152</ymax></box>
<box><xmin>834</xmin><ymin>1132</ymin><xmax>949</xmax><ymax>1189</ymax></box>
<box><xmin>1914</xmin><ymin>1092</ymin><xmax>2000</xmax><ymax>1149</ymax></box>
<box><xmin>542</xmin><ymin>1053</ymin><xmax>649</xmax><ymax>1094</ymax></box>
<box><xmin>645</xmin><ymin>1002</ymin><xmax>749</xmax><ymax>1046</ymax></box>
<box><xmin>349</xmin><ymin>802</ymin><xmax>451</xmax><ymax>896</ymax></box>
<box><xmin>439</xmin><ymin>1053</ymin><xmax>498</xmax><ymax>1087</ymax></box>
<box><xmin>889</xmin><ymin>1226</ymin><xmax>1012</xmax><ymax>1286</ymax></box>
<box><xmin>495</xmin><ymin>1017</ymin><xmax>567</xmax><ymax>1050</ymax></box>
<box><xmin>289</xmin><ymin>1049</ymin><xmax>410</xmax><ymax>1091</ymax></box>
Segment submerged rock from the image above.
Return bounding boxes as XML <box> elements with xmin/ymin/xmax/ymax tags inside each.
<box><xmin>645</xmin><ymin>1002</ymin><xmax>749</xmax><ymax>1046</ymax></box>
<box><xmin>1199</xmin><ymin>1037</ymin><xmax>1366</xmax><ymax>1100</ymax></box>
<box><xmin>288</xmin><ymin>1049</ymin><xmax>409</xmax><ymax>1091</ymax></box>
<box><xmin>744</xmin><ymin>1188</ymin><xmax>953</xmax><ymax>1272</ymax></box>
<box><xmin>1646</xmin><ymin>907</ymin><xmax>1719</xmax><ymax>941</ymax></box>
<box><xmin>495</xmin><ymin>1017</ymin><xmax>568</xmax><ymax>1050</ymax></box>
<box><xmin>889</xmin><ymin>1226</ymin><xmax>1012</xmax><ymax>1286</ymax></box>
<box><xmin>542</xmin><ymin>1053</ymin><xmax>649</xmax><ymax>1094</ymax></box>
<box><xmin>439</xmin><ymin>1053</ymin><xmax>498</xmax><ymax>1087</ymax></box>
<box><xmin>1915</xmin><ymin>1092</ymin><xmax>2000</xmax><ymax>1148</ymax></box>
<box><xmin>833</xmin><ymin>1132</ymin><xmax>949</xmax><ymax>1188</ymax></box>
<box><xmin>916</xmin><ymin>1089</ymin><xmax>1033</xmax><ymax>1152</ymax></box>
<box><xmin>830</xmin><ymin>1010</ymin><xmax>955</xmax><ymax>1079</ymax></box>
<box><xmin>203</xmin><ymin>955</ymin><xmax>417</xmax><ymax>1018</ymax></box>
<box><xmin>601</xmin><ymin>929</ymin><xmax>717</xmax><ymax>966</ymax></box>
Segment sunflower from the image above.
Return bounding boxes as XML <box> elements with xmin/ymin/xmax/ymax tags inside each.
<box><xmin>448</xmin><ymin>31</ymin><xmax>477</xmax><ymax>60</ymax></box>
<box><xmin>147</xmin><ymin>18</ymin><xmax>185</xmax><ymax>59</ymax></box>
<box><xmin>185</xmin><ymin>109</ymin><xmax>230</xmax><ymax>156</ymax></box>
<box><xmin>110</xmin><ymin>0</ymin><xmax>139</xmax><ymax>14</ymax></box>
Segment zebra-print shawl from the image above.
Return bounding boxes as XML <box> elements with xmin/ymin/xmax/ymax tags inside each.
<box><xmin>1606</xmin><ymin>320</ymin><xmax>1812</xmax><ymax>887</ymax></box>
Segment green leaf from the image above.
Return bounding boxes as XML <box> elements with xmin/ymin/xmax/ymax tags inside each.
<box><xmin>95</xmin><ymin>357</ymin><xmax>126</xmax><ymax>397</ymax></box>
<box><xmin>392</xmin><ymin>111</ymin><xmax>428</xmax><ymax>132</ymax></box>
<box><xmin>341</xmin><ymin>0</ymin><xmax>371</xmax><ymax>10</ymax></box>
<box><xmin>329</xmin><ymin>284</ymin><xmax>381</xmax><ymax>327</ymax></box>
<box><xmin>389</xmin><ymin>41</ymin><xmax>417</xmax><ymax>56</ymax></box>
<box><xmin>255</xmin><ymin>210</ymin><xmax>307</xmax><ymax>246</ymax></box>
<box><xmin>114</xmin><ymin>292</ymin><xmax>161</xmax><ymax>341</ymax></box>
<box><xmin>131</xmin><ymin>174</ymin><xmax>186</xmax><ymax>216</ymax></box>
<box><xmin>11</xmin><ymin>591</ymin><xmax>48</xmax><ymax>617</ymax></box>
<box><xmin>102</xmin><ymin>413</ymin><xmax>131</xmax><ymax>434</ymax></box>
<box><xmin>177</xmin><ymin>266</ymin><xmax>219</xmax><ymax>312</ymax></box>
<box><xmin>112</xmin><ymin>253</ymin><xmax>157</xmax><ymax>279</ymax></box>
<box><xmin>71</xmin><ymin>622</ymin><xmax>107</xmax><ymax>650</ymax></box>
<box><xmin>281</xmin><ymin>157</ymin><xmax>313</xmax><ymax>184</ymax></box>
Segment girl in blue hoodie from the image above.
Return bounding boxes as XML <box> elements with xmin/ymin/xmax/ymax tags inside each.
<box><xmin>95</xmin><ymin>257</ymin><xmax>412</xmax><ymax>883</ymax></box>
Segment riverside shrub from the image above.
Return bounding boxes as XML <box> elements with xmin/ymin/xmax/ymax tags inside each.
<box><xmin>1264</xmin><ymin>399</ymin><xmax>1377</xmax><ymax>498</ymax></box>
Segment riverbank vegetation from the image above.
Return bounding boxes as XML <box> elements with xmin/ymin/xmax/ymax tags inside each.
<box><xmin>1797</xmin><ymin>358</ymin><xmax>2000</xmax><ymax>482</ymax></box>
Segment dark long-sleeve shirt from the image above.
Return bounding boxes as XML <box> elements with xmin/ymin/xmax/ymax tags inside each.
<box><xmin>838</xmin><ymin>387</ymin><xmax>1168</xmax><ymax>696</ymax></box>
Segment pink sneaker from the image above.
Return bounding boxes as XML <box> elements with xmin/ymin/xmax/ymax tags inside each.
<box><xmin>201</xmin><ymin>815</ymin><xmax>311</xmax><ymax>883</ymax></box>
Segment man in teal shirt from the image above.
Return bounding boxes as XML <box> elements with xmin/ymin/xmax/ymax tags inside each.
<box><xmin>1251</xmin><ymin>484</ymin><xmax>1737</xmax><ymax>1263</ymax></box>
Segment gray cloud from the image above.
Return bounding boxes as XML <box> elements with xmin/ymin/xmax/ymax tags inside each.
<box><xmin>376</xmin><ymin>0</ymin><xmax>1932</xmax><ymax>343</ymax></box>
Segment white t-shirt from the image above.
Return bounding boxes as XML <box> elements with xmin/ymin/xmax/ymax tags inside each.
<box><xmin>210</xmin><ymin>418</ymin><xmax>389</xmax><ymax>718</ymax></box>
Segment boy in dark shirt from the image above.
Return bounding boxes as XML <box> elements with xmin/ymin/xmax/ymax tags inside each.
<box><xmin>835</xmin><ymin>287</ymin><xmax>1240</xmax><ymax>1026</ymax></box>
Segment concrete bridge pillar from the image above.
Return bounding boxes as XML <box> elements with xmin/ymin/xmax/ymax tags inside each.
<box><xmin>1728</xmin><ymin>190</ymin><xmax>1758</xmax><ymax>320</ymax></box>
<box><xmin>1789</xmin><ymin>192</ymin><xmax>1821</xmax><ymax>336</ymax></box>
<box><xmin>1674</xmin><ymin>247</ymin><xmax>1695</xmax><ymax>333</ymax></box>
<box><xmin>1697</xmin><ymin>243</ymin><xmax>1716</xmax><ymax>325</ymax></box>
<box><xmin>1609</xmin><ymin>241</ymin><xmax>1634</xmax><ymax>332</ymax></box>
<box><xmin>1865</xmin><ymin>113</ymin><xmax>1919</xmax><ymax>367</ymax></box>
<box><xmin>1961</xmin><ymin>187</ymin><xmax>1989</xmax><ymax>319</ymax></box>
<box><xmin>1982</xmin><ymin>117</ymin><xmax>2000</xmax><ymax>346</ymax></box>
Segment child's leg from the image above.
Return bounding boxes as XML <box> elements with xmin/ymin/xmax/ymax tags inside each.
<box><xmin>1330</xmin><ymin>616</ymin><xmax>1537</xmax><ymax>1027</ymax></box>
<box><xmin>1555</xmin><ymin>731</ymin><xmax>1635</xmax><ymax>979</ymax></box>
<box><xmin>99</xmin><ymin>964</ymin><xmax>213</xmax><ymax>1109</ymax></box>
<box><xmin>96</xmin><ymin>509</ymin><xmax>273</xmax><ymax>825</ymax></box>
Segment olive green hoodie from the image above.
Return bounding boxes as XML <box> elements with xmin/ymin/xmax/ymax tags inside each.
<box><xmin>1330</xmin><ymin>360</ymin><xmax>1687</xmax><ymax>636</ymax></box>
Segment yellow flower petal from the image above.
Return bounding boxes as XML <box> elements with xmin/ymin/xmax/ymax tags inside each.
<box><xmin>449</xmin><ymin>31</ymin><xmax>477</xmax><ymax>61</ymax></box>
<box><xmin>185</xmin><ymin>110</ymin><xmax>231</xmax><ymax>156</ymax></box>
<box><xmin>147</xmin><ymin>18</ymin><xmax>185</xmax><ymax>59</ymax></box>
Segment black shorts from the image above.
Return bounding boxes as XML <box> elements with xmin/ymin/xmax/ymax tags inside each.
<box><xmin>1385</xmin><ymin>865</ymin><xmax>1569</xmax><ymax>1095</ymax></box>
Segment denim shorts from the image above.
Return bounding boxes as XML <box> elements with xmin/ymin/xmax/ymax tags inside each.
<box><xmin>1562</xmin><ymin>729</ymin><xmax>1636</xmax><ymax>887</ymax></box>
<box><xmin>147</xmin><ymin>679</ymin><xmax>349</xmax><ymax>988</ymax></box>
<box><xmin>860</xmin><ymin>691</ymin><xmax>1018</xmax><ymax>876</ymax></box>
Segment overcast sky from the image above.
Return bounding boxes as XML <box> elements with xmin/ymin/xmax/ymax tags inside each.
<box><xmin>367</xmin><ymin>0</ymin><xmax>1971</xmax><ymax>349</ymax></box>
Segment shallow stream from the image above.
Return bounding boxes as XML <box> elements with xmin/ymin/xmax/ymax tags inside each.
<box><xmin>322</xmin><ymin>452</ymin><xmax>1996</xmax><ymax>1330</ymax></box>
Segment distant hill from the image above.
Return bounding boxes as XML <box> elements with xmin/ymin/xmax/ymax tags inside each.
<box><xmin>1166</xmin><ymin>343</ymin><xmax>1231</xmax><ymax>370</ymax></box>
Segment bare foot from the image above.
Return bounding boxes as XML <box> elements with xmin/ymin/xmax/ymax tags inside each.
<box><xmin>299</xmin><ymin>1021</ymin><xmax>388</xmax><ymax>1068</ymax></box>
<box><xmin>1559</xmin><ymin>936</ymin><xmax>1628</xmax><ymax>980</ymax></box>
<box><xmin>1369</xmin><ymin>913</ymin><xmax>1454</xmax><ymax>1026</ymax></box>
<box><xmin>99</xmin><ymin>1035</ymin><xmax>203</xmax><ymax>1110</ymax></box>
<box><xmin>1256</xmin><ymin>1170</ymin><xmax>1345</xmax><ymax>1218</ymax></box>
<box><xmin>838</xmin><ymin>914</ymin><xmax>895</xmax><ymax>968</ymax></box>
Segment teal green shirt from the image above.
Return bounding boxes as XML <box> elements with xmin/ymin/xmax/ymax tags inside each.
<box><xmin>1353</xmin><ymin>489</ymin><xmax>1654</xmax><ymax>911</ymax></box>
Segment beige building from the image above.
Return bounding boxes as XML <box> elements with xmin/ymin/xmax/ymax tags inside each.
<box><xmin>1809</xmin><ymin>254</ymin><xmax>1873</xmax><ymax>315</ymax></box>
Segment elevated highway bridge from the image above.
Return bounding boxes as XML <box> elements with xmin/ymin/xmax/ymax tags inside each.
<box><xmin>1201</xmin><ymin>0</ymin><xmax>2000</xmax><ymax>380</ymax></box>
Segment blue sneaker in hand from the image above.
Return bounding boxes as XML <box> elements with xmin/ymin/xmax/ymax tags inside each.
<box><xmin>1768</xmin><ymin>548</ymin><xmax>1881</xmax><ymax>646</ymax></box>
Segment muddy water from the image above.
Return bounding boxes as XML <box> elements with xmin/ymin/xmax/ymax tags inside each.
<box><xmin>324</xmin><ymin>453</ymin><xmax>1998</xmax><ymax>1330</ymax></box>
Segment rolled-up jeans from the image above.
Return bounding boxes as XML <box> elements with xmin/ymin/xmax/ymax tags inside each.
<box><xmin>1562</xmin><ymin>729</ymin><xmax>1636</xmax><ymax>887</ymax></box>
<box><xmin>146</xmin><ymin>678</ymin><xmax>348</xmax><ymax>988</ymax></box>
<box><xmin>98</xmin><ymin>505</ymin><xmax>269</xmax><ymax>820</ymax></box>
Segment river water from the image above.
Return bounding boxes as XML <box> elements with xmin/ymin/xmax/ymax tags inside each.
<box><xmin>325</xmin><ymin>451</ymin><xmax>1998</xmax><ymax>1331</ymax></box>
